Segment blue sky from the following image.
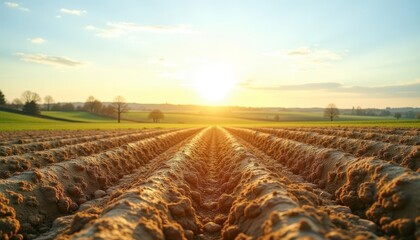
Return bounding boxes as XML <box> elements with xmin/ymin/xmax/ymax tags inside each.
<box><xmin>1</xmin><ymin>0</ymin><xmax>419</xmax><ymax>107</ymax></box>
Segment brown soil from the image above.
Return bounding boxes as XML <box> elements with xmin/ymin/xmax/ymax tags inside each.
<box><xmin>0</xmin><ymin>127</ymin><xmax>418</xmax><ymax>240</ymax></box>
<box><xmin>252</xmin><ymin>127</ymin><xmax>420</xmax><ymax>171</ymax></box>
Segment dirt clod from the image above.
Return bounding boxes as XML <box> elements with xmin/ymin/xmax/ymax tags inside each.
<box><xmin>203</xmin><ymin>221</ymin><xmax>221</xmax><ymax>233</ymax></box>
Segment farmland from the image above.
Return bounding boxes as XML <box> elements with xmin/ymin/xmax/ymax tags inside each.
<box><xmin>123</xmin><ymin>112</ymin><xmax>263</xmax><ymax>124</ymax></box>
<box><xmin>0</xmin><ymin>111</ymin><xmax>57</xmax><ymax>124</ymax></box>
<box><xmin>1</xmin><ymin>110</ymin><xmax>419</xmax><ymax>131</ymax></box>
<box><xmin>41</xmin><ymin>112</ymin><xmax>116</xmax><ymax>123</ymax></box>
<box><xmin>0</xmin><ymin>127</ymin><xmax>418</xmax><ymax>239</ymax></box>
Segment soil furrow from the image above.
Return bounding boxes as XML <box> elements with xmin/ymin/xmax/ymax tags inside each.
<box><xmin>216</xmin><ymin>127</ymin><xmax>378</xmax><ymax>239</ymax></box>
<box><xmin>0</xmin><ymin>128</ymin><xmax>200</xmax><ymax>239</ymax></box>
<box><xmin>290</xmin><ymin>127</ymin><xmax>420</xmax><ymax>137</ymax></box>
<box><xmin>0</xmin><ymin>129</ymin><xmax>175</xmax><ymax>178</ymax></box>
<box><xmin>0</xmin><ymin>130</ymin><xmax>141</xmax><ymax>146</ymax></box>
<box><xmin>0</xmin><ymin>126</ymin><xmax>418</xmax><ymax>240</ymax></box>
<box><xmin>39</xmin><ymin>127</ymin><xmax>213</xmax><ymax>239</ymax></box>
<box><xmin>227</xmin><ymin>127</ymin><xmax>419</xmax><ymax>239</ymax></box>
<box><xmin>35</xmin><ymin>131</ymin><xmax>200</xmax><ymax>239</ymax></box>
<box><xmin>0</xmin><ymin>129</ymin><xmax>149</xmax><ymax>156</ymax></box>
<box><xmin>253</xmin><ymin>127</ymin><xmax>419</xmax><ymax>171</ymax></box>
<box><xmin>269</xmin><ymin>126</ymin><xmax>420</xmax><ymax>147</ymax></box>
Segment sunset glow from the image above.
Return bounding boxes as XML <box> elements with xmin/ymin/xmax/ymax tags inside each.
<box><xmin>193</xmin><ymin>63</ymin><xmax>237</xmax><ymax>102</ymax></box>
<box><xmin>0</xmin><ymin>1</ymin><xmax>419</xmax><ymax>107</ymax></box>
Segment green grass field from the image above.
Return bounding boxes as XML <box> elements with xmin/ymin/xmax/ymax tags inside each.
<box><xmin>41</xmin><ymin>111</ymin><xmax>117</xmax><ymax>123</ymax></box>
<box><xmin>231</xmin><ymin>110</ymin><xmax>394</xmax><ymax>122</ymax></box>
<box><xmin>123</xmin><ymin>112</ymin><xmax>263</xmax><ymax>124</ymax></box>
<box><xmin>1</xmin><ymin>110</ymin><xmax>419</xmax><ymax>130</ymax></box>
<box><xmin>0</xmin><ymin>111</ymin><xmax>59</xmax><ymax>123</ymax></box>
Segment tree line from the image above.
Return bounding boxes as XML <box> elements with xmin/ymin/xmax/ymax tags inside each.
<box><xmin>324</xmin><ymin>104</ymin><xmax>418</xmax><ymax>121</ymax></box>
<box><xmin>0</xmin><ymin>90</ymin><xmax>166</xmax><ymax>123</ymax></box>
<box><xmin>2</xmin><ymin>90</ymin><xmax>418</xmax><ymax>123</ymax></box>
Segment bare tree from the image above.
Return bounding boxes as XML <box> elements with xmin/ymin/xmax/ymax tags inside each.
<box><xmin>92</xmin><ymin>100</ymin><xmax>103</xmax><ymax>113</ymax></box>
<box><xmin>356</xmin><ymin>106</ymin><xmax>363</xmax><ymax>116</ymax></box>
<box><xmin>101</xmin><ymin>105</ymin><xmax>115</xmax><ymax>117</ymax></box>
<box><xmin>148</xmin><ymin>109</ymin><xmax>164</xmax><ymax>123</ymax></box>
<box><xmin>21</xmin><ymin>90</ymin><xmax>41</xmax><ymax>104</ymax></box>
<box><xmin>324</xmin><ymin>103</ymin><xmax>340</xmax><ymax>121</ymax></box>
<box><xmin>11</xmin><ymin>98</ymin><xmax>23</xmax><ymax>109</ymax></box>
<box><xmin>112</xmin><ymin>96</ymin><xmax>129</xmax><ymax>123</ymax></box>
<box><xmin>84</xmin><ymin>96</ymin><xmax>96</xmax><ymax>112</ymax></box>
<box><xmin>44</xmin><ymin>95</ymin><xmax>54</xmax><ymax>111</ymax></box>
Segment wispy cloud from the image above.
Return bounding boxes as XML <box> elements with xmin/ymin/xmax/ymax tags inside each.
<box><xmin>60</xmin><ymin>8</ymin><xmax>87</xmax><ymax>16</ymax></box>
<box><xmin>158</xmin><ymin>71</ymin><xmax>185</xmax><ymax>80</ymax></box>
<box><xmin>252</xmin><ymin>82</ymin><xmax>343</xmax><ymax>91</ymax></box>
<box><xmin>245</xmin><ymin>80</ymin><xmax>420</xmax><ymax>98</ymax></box>
<box><xmin>86</xmin><ymin>22</ymin><xmax>194</xmax><ymax>38</ymax></box>
<box><xmin>15</xmin><ymin>53</ymin><xmax>84</xmax><ymax>67</ymax></box>
<box><xmin>335</xmin><ymin>80</ymin><xmax>420</xmax><ymax>98</ymax></box>
<box><xmin>268</xmin><ymin>47</ymin><xmax>343</xmax><ymax>67</ymax></box>
<box><xmin>28</xmin><ymin>37</ymin><xmax>46</xmax><ymax>44</ymax></box>
<box><xmin>148</xmin><ymin>57</ymin><xmax>176</xmax><ymax>67</ymax></box>
<box><xmin>4</xmin><ymin>2</ymin><xmax>29</xmax><ymax>11</ymax></box>
<box><xmin>238</xmin><ymin>79</ymin><xmax>254</xmax><ymax>87</ymax></box>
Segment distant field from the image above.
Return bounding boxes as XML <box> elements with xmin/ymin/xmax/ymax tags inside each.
<box><xmin>0</xmin><ymin>111</ymin><xmax>58</xmax><ymax>123</ymax></box>
<box><xmin>41</xmin><ymin>111</ymin><xmax>117</xmax><ymax>123</ymax></box>
<box><xmin>231</xmin><ymin>110</ymin><xmax>395</xmax><ymax>122</ymax></box>
<box><xmin>123</xmin><ymin>112</ymin><xmax>263</xmax><ymax>124</ymax></box>
<box><xmin>1</xmin><ymin>110</ymin><xmax>419</xmax><ymax>130</ymax></box>
<box><xmin>245</xmin><ymin>120</ymin><xmax>420</xmax><ymax>128</ymax></box>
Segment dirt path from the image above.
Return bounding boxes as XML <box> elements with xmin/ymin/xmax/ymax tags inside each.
<box><xmin>194</xmin><ymin>129</ymin><xmax>225</xmax><ymax>240</ymax></box>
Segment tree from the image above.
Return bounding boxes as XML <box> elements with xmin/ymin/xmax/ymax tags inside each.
<box><xmin>52</xmin><ymin>103</ymin><xmax>76</xmax><ymax>111</ymax></box>
<box><xmin>44</xmin><ymin>95</ymin><xmax>54</xmax><ymax>111</ymax></box>
<box><xmin>92</xmin><ymin>100</ymin><xmax>103</xmax><ymax>114</ymax></box>
<box><xmin>0</xmin><ymin>90</ymin><xmax>6</xmax><ymax>105</ymax></box>
<box><xmin>416</xmin><ymin>112</ymin><xmax>420</xmax><ymax>119</ymax></box>
<box><xmin>324</xmin><ymin>103</ymin><xmax>340</xmax><ymax>121</ymax></box>
<box><xmin>394</xmin><ymin>112</ymin><xmax>402</xmax><ymax>120</ymax></box>
<box><xmin>274</xmin><ymin>114</ymin><xmax>280</xmax><ymax>121</ymax></box>
<box><xmin>148</xmin><ymin>109</ymin><xmax>164</xmax><ymax>123</ymax></box>
<box><xmin>21</xmin><ymin>90</ymin><xmax>41</xmax><ymax>104</ymax></box>
<box><xmin>380</xmin><ymin>110</ymin><xmax>391</xmax><ymax>117</ymax></box>
<box><xmin>11</xmin><ymin>98</ymin><xmax>23</xmax><ymax>109</ymax></box>
<box><xmin>22</xmin><ymin>101</ymin><xmax>40</xmax><ymax>115</ymax></box>
<box><xmin>51</xmin><ymin>103</ymin><xmax>62</xmax><ymax>111</ymax></box>
<box><xmin>403</xmin><ymin>111</ymin><xmax>415</xmax><ymax>119</ymax></box>
<box><xmin>84</xmin><ymin>96</ymin><xmax>96</xmax><ymax>112</ymax></box>
<box><xmin>356</xmin><ymin>106</ymin><xmax>363</xmax><ymax>116</ymax></box>
<box><xmin>112</xmin><ymin>96</ymin><xmax>129</xmax><ymax>123</ymax></box>
<box><xmin>61</xmin><ymin>103</ymin><xmax>75</xmax><ymax>111</ymax></box>
<box><xmin>101</xmin><ymin>105</ymin><xmax>115</xmax><ymax>117</ymax></box>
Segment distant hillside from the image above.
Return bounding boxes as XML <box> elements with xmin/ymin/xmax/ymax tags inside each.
<box><xmin>69</xmin><ymin>102</ymin><xmax>420</xmax><ymax>113</ymax></box>
<box><xmin>0</xmin><ymin>110</ymin><xmax>60</xmax><ymax>123</ymax></box>
<box><xmin>42</xmin><ymin>111</ymin><xmax>118</xmax><ymax>123</ymax></box>
<box><xmin>0</xmin><ymin>107</ymin><xmax>82</xmax><ymax>122</ymax></box>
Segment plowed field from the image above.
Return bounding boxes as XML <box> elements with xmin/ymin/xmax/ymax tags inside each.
<box><xmin>0</xmin><ymin>127</ymin><xmax>418</xmax><ymax>240</ymax></box>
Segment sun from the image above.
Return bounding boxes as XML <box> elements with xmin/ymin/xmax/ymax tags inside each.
<box><xmin>193</xmin><ymin>63</ymin><xmax>237</xmax><ymax>102</ymax></box>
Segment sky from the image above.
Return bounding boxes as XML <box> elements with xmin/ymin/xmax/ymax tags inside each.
<box><xmin>1</xmin><ymin>0</ymin><xmax>419</xmax><ymax>108</ymax></box>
